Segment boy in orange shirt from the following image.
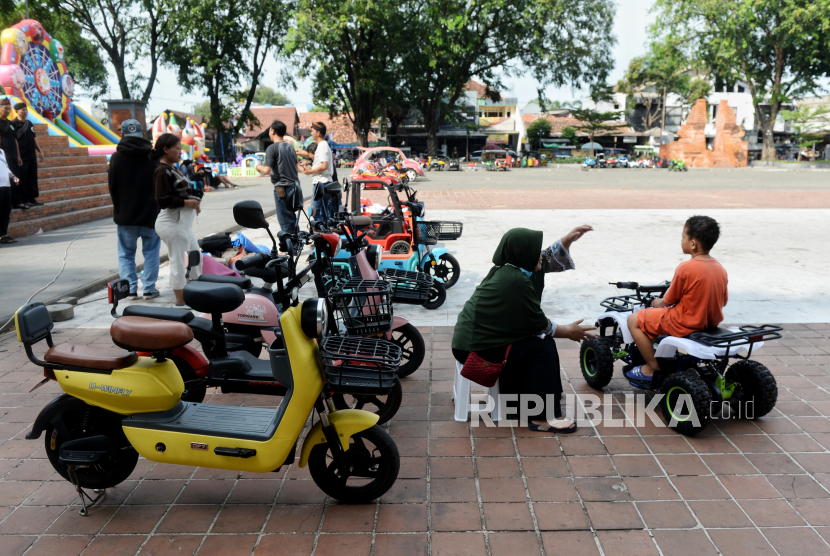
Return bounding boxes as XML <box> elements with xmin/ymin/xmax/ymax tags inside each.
<box><xmin>626</xmin><ymin>216</ymin><xmax>728</xmax><ymax>381</ymax></box>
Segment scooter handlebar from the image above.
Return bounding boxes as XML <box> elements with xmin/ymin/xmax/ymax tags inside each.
<box><xmin>611</xmin><ymin>281</ymin><xmax>639</xmax><ymax>290</ymax></box>
<box><xmin>234</xmin><ymin>252</ymin><xmax>271</xmax><ymax>271</ymax></box>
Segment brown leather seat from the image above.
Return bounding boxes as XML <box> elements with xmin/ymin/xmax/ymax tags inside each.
<box><xmin>351</xmin><ymin>215</ymin><xmax>373</xmax><ymax>229</ymax></box>
<box><xmin>110</xmin><ymin>316</ymin><xmax>194</xmax><ymax>352</ymax></box>
<box><xmin>44</xmin><ymin>344</ymin><xmax>138</xmax><ymax>371</ymax></box>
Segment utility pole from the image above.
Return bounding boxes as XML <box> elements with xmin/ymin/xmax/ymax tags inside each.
<box><xmin>25</xmin><ymin>0</ymin><xmax>30</xmax><ymax>17</ymax></box>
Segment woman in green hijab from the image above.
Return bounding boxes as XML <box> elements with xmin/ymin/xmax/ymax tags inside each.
<box><xmin>452</xmin><ymin>226</ymin><xmax>595</xmax><ymax>433</ymax></box>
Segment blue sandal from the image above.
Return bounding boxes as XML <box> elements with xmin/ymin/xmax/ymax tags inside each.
<box><xmin>529</xmin><ymin>420</ymin><xmax>578</xmax><ymax>434</ymax></box>
<box><xmin>625</xmin><ymin>365</ymin><xmax>653</xmax><ymax>382</ymax></box>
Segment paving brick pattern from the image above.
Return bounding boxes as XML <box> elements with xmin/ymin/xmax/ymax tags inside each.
<box><xmin>1</xmin><ymin>324</ymin><xmax>830</xmax><ymax>555</ymax></box>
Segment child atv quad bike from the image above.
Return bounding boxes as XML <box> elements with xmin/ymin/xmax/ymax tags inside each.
<box><xmin>579</xmin><ymin>281</ymin><xmax>782</xmax><ymax>435</ymax></box>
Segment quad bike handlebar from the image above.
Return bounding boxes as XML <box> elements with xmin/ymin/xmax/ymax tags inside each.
<box><xmin>602</xmin><ymin>281</ymin><xmax>672</xmax><ymax>311</ymax></box>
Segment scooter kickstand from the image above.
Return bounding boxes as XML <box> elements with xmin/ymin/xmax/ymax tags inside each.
<box><xmin>67</xmin><ymin>466</ymin><xmax>105</xmax><ymax>516</ymax></box>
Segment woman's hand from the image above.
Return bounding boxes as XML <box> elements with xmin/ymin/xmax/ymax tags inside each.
<box><xmin>185</xmin><ymin>199</ymin><xmax>201</xmax><ymax>214</ymax></box>
<box><xmin>554</xmin><ymin>319</ymin><xmax>597</xmax><ymax>342</ymax></box>
<box><xmin>561</xmin><ymin>225</ymin><xmax>593</xmax><ymax>250</ymax></box>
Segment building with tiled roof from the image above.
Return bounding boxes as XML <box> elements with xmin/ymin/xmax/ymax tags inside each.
<box><xmin>298</xmin><ymin>112</ymin><xmax>377</xmax><ymax>145</ymax></box>
<box><xmin>240</xmin><ymin>106</ymin><xmax>300</xmax><ymax>151</ymax></box>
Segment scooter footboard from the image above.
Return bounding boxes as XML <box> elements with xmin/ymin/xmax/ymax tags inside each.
<box><xmin>298</xmin><ymin>409</ymin><xmax>380</xmax><ymax>468</ymax></box>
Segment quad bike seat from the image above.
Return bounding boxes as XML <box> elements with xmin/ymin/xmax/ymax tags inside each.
<box><xmin>44</xmin><ymin>344</ymin><xmax>138</xmax><ymax>371</ymax></box>
<box><xmin>352</xmin><ymin>215</ymin><xmax>373</xmax><ymax>229</ymax></box>
<box><xmin>110</xmin><ymin>316</ymin><xmax>194</xmax><ymax>352</ymax></box>
<box><xmin>183</xmin><ymin>281</ymin><xmax>245</xmax><ymax>314</ymax></box>
<box><xmin>198</xmin><ymin>274</ymin><xmax>253</xmax><ymax>290</ymax></box>
<box><xmin>656</xmin><ymin>327</ymin><xmax>731</xmax><ymax>344</ymax></box>
<box><xmin>123</xmin><ymin>305</ymin><xmax>195</xmax><ymax>323</ymax></box>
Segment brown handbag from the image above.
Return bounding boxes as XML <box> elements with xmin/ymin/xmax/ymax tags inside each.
<box><xmin>460</xmin><ymin>345</ymin><xmax>512</xmax><ymax>388</ymax></box>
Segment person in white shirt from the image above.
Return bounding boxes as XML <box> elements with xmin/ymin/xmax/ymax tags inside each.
<box><xmin>0</xmin><ymin>149</ymin><xmax>18</xmax><ymax>244</ymax></box>
<box><xmin>300</xmin><ymin>122</ymin><xmax>340</xmax><ymax>221</ymax></box>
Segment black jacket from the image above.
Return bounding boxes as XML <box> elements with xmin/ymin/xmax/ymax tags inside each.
<box><xmin>108</xmin><ymin>136</ymin><xmax>158</xmax><ymax>227</ymax></box>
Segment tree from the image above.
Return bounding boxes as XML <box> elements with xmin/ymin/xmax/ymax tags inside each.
<box><xmin>241</xmin><ymin>86</ymin><xmax>291</xmax><ymax>106</ymax></box>
<box><xmin>402</xmin><ymin>0</ymin><xmax>616</xmax><ymax>155</ymax></box>
<box><xmin>167</xmin><ymin>0</ymin><xmax>289</xmax><ymax>159</ymax></box>
<box><xmin>616</xmin><ymin>40</ymin><xmax>711</xmax><ymax>138</ymax></box>
<box><xmin>651</xmin><ymin>0</ymin><xmax>830</xmax><ymax>161</ymax></box>
<box><xmin>285</xmin><ymin>0</ymin><xmax>404</xmax><ymax>147</ymax></box>
<box><xmin>193</xmin><ymin>101</ymin><xmax>211</xmax><ymax>119</ymax></box>
<box><xmin>42</xmin><ymin>0</ymin><xmax>177</xmax><ymax>102</ymax></box>
<box><xmin>569</xmin><ymin>108</ymin><xmax>626</xmax><ymax>156</ymax></box>
<box><xmin>0</xmin><ymin>1</ymin><xmax>108</xmax><ymax>97</ymax></box>
<box><xmin>780</xmin><ymin>105</ymin><xmax>830</xmax><ymax>161</ymax></box>
<box><xmin>561</xmin><ymin>126</ymin><xmax>578</xmax><ymax>143</ymax></box>
<box><xmin>526</xmin><ymin>118</ymin><xmax>553</xmax><ymax>150</ymax></box>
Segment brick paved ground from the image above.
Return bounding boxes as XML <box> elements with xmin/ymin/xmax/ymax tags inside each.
<box><xmin>2</xmin><ymin>324</ymin><xmax>830</xmax><ymax>555</ymax></box>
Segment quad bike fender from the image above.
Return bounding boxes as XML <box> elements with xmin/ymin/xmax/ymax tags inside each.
<box><xmin>654</xmin><ymin>327</ymin><xmax>762</xmax><ymax>360</ymax></box>
<box><xmin>137</xmin><ymin>345</ymin><xmax>209</xmax><ymax>378</ymax></box>
<box><xmin>25</xmin><ymin>394</ymin><xmax>87</xmax><ymax>440</ymax></box>
<box><xmin>298</xmin><ymin>409</ymin><xmax>380</xmax><ymax>468</ymax></box>
<box><xmin>597</xmin><ymin>311</ymin><xmax>637</xmax><ymax>344</ymax></box>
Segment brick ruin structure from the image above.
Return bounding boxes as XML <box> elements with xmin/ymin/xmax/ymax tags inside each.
<box><xmin>661</xmin><ymin>98</ymin><xmax>748</xmax><ymax>168</ymax></box>
<box><xmin>712</xmin><ymin>99</ymin><xmax>749</xmax><ymax>167</ymax></box>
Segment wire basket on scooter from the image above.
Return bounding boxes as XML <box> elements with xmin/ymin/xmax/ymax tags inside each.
<box><xmin>380</xmin><ymin>269</ymin><xmax>433</xmax><ymax>304</ymax></box>
<box><xmin>435</xmin><ymin>221</ymin><xmax>463</xmax><ymax>240</ymax></box>
<box><xmin>412</xmin><ymin>221</ymin><xmax>440</xmax><ymax>245</ymax></box>
<box><xmin>319</xmin><ymin>336</ymin><xmax>401</xmax><ymax>394</ymax></box>
<box><xmin>329</xmin><ymin>278</ymin><xmax>394</xmax><ymax>335</ymax></box>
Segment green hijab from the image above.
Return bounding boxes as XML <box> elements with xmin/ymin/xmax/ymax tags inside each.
<box><xmin>452</xmin><ymin>228</ymin><xmax>549</xmax><ymax>352</ymax></box>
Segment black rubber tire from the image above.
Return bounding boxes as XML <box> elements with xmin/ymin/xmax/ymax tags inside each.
<box><xmin>421</xmin><ymin>280</ymin><xmax>446</xmax><ymax>310</ymax></box>
<box><xmin>170</xmin><ymin>354</ymin><xmax>208</xmax><ymax>403</ymax></box>
<box><xmin>308</xmin><ymin>425</ymin><xmax>400</xmax><ymax>504</ymax></box>
<box><xmin>658</xmin><ymin>370</ymin><xmax>712</xmax><ymax>435</ymax></box>
<box><xmin>332</xmin><ymin>377</ymin><xmax>403</xmax><ymax>425</ymax></box>
<box><xmin>400</xmin><ymin>174</ymin><xmax>409</xmax><ymax>185</ymax></box>
<box><xmin>45</xmin><ymin>408</ymin><xmax>138</xmax><ymax>489</ymax></box>
<box><xmin>424</xmin><ymin>253</ymin><xmax>460</xmax><ymax>289</ymax></box>
<box><xmin>726</xmin><ymin>360</ymin><xmax>778</xmax><ymax>419</ymax></box>
<box><xmin>389</xmin><ymin>240</ymin><xmax>411</xmax><ymax>255</ymax></box>
<box><xmin>388</xmin><ymin>323</ymin><xmax>426</xmax><ymax>378</ymax></box>
<box><xmin>579</xmin><ymin>337</ymin><xmax>614</xmax><ymax>389</ymax></box>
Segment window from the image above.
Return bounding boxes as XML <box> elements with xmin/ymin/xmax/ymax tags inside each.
<box><xmin>507</xmin><ymin>110</ymin><xmax>511</xmax><ymax>117</ymax></box>
<box><xmin>737</xmin><ymin>86</ymin><xmax>745</xmax><ymax>93</ymax></box>
<box><xmin>614</xmin><ymin>104</ymin><xmax>620</xmax><ymax>110</ymax></box>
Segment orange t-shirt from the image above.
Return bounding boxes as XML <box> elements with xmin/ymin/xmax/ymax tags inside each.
<box><xmin>638</xmin><ymin>258</ymin><xmax>728</xmax><ymax>338</ymax></box>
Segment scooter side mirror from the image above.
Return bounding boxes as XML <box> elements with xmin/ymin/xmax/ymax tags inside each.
<box><xmin>185</xmin><ymin>250</ymin><xmax>201</xmax><ymax>270</ymax></box>
<box><xmin>233</xmin><ymin>200</ymin><xmax>269</xmax><ymax>229</ymax></box>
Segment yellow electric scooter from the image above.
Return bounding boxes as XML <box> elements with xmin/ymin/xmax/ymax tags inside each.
<box><xmin>16</xmin><ymin>294</ymin><xmax>401</xmax><ymax>514</ymax></box>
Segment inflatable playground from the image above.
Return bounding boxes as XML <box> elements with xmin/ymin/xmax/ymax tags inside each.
<box><xmin>0</xmin><ymin>19</ymin><xmax>120</xmax><ymax>156</ymax></box>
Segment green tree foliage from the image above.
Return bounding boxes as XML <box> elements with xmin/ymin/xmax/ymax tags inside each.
<box><xmin>526</xmin><ymin>118</ymin><xmax>553</xmax><ymax>149</ymax></box>
<box><xmin>40</xmin><ymin>0</ymin><xmax>177</xmax><ymax>101</ymax></box>
<box><xmin>285</xmin><ymin>0</ymin><xmax>403</xmax><ymax>147</ymax></box>
<box><xmin>779</xmin><ymin>105</ymin><xmax>830</xmax><ymax>160</ymax></box>
<box><xmin>617</xmin><ymin>39</ymin><xmax>711</xmax><ymax>133</ymax></box>
<box><xmin>561</xmin><ymin>126</ymin><xmax>578</xmax><ymax>143</ymax></box>
<box><xmin>241</xmin><ymin>86</ymin><xmax>291</xmax><ymax>106</ymax></box>
<box><xmin>569</xmin><ymin>108</ymin><xmax>625</xmax><ymax>156</ymax></box>
<box><xmin>167</xmin><ymin>0</ymin><xmax>289</xmax><ymax>159</ymax></box>
<box><xmin>651</xmin><ymin>0</ymin><xmax>830</xmax><ymax>161</ymax></box>
<box><xmin>193</xmin><ymin>100</ymin><xmax>211</xmax><ymax>119</ymax></box>
<box><xmin>0</xmin><ymin>1</ymin><xmax>107</xmax><ymax>98</ymax></box>
<box><xmin>402</xmin><ymin>0</ymin><xmax>616</xmax><ymax>155</ymax></box>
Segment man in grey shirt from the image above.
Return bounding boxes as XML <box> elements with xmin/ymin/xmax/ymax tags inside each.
<box><xmin>255</xmin><ymin>120</ymin><xmax>301</xmax><ymax>232</ymax></box>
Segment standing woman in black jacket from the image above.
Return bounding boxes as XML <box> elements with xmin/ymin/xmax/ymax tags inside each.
<box><xmin>152</xmin><ymin>133</ymin><xmax>202</xmax><ymax>306</ymax></box>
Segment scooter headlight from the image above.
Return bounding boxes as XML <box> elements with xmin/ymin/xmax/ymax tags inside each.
<box><xmin>366</xmin><ymin>244</ymin><xmax>383</xmax><ymax>270</ymax></box>
<box><xmin>301</xmin><ymin>298</ymin><xmax>328</xmax><ymax>339</ymax></box>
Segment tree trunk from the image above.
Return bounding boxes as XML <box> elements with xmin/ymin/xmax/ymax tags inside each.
<box><xmin>761</xmin><ymin>126</ymin><xmax>776</xmax><ymax>162</ymax></box>
<box><xmin>658</xmin><ymin>87</ymin><xmax>667</xmax><ymax>147</ymax></box>
<box><xmin>427</xmin><ymin>132</ymin><xmax>439</xmax><ymax>158</ymax></box>
<box><xmin>113</xmin><ymin>61</ymin><xmax>131</xmax><ymax>99</ymax></box>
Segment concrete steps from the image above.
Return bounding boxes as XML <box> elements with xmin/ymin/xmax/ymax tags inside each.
<box><xmin>8</xmin><ymin>124</ymin><xmax>116</xmax><ymax>238</ymax></box>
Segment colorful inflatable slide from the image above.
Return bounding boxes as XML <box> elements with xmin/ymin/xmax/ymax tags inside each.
<box><xmin>0</xmin><ymin>19</ymin><xmax>119</xmax><ymax>156</ymax></box>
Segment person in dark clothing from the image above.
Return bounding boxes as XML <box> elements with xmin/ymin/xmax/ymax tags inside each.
<box><xmin>255</xmin><ymin>120</ymin><xmax>302</xmax><ymax>232</ymax></box>
<box><xmin>452</xmin><ymin>226</ymin><xmax>594</xmax><ymax>433</ymax></box>
<box><xmin>0</xmin><ymin>98</ymin><xmax>25</xmax><ymax>210</ymax></box>
<box><xmin>108</xmin><ymin>119</ymin><xmax>161</xmax><ymax>299</ymax></box>
<box><xmin>0</xmin><ymin>149</ymin><xmax>18</xmax><ymax>244</ymax></box>
<box><xmin>11</xmin><ymin>103</ymin><xmax>44</xmax><ymax>206</ymax></box>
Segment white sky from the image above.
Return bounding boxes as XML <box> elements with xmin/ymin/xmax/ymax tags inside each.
<box><xmin>75</xmin><ymin>0</ymin><xmax>654</xmax><ymax>116</ymax></box>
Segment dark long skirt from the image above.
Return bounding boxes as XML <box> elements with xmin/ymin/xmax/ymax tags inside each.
<box><xmin>453</xmin><ymin>335</ymin><xmax>563</xmax><ymax>419</ymax></box>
